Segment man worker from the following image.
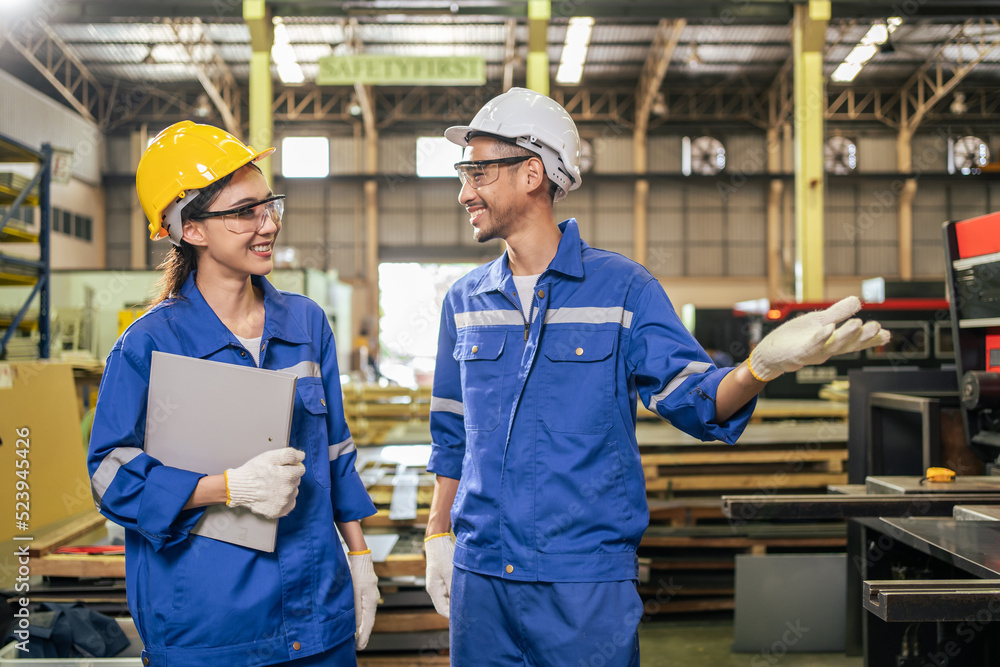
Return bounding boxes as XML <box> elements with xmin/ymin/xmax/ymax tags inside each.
<box><xmin>423</xmin><ymin>87</ymin><xmax>889</xmax><ymax>666</ymax></box>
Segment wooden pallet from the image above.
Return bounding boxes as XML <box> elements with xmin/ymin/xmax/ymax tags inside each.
<box><xmin>639</xmin><ymin>398</ymin><xmax>848</xmax><ymax>422</ymax></box>
<box><xmin>638</xmin><ymin>420</ymin><xmax>849</xmax><ymax>498</ymax></box>
<box><xmin>29</xmin><ymin>552</ymin><xmax>430</xmax><ymax>580</ymax></box>
<box><xmin>344</xmin><ymin>384</ymin><xmax>432</xmax><ymax>446</ymax></box>
<box><xmin>637</xmin><ymin>522</ymin><xmax>846</xmax><ymax>614</ymax></box>
<box><xmin>647</xmin><ymin>498</ymin><xmax>726</xmax><ymax>527</ymax></box>
<box><xmin>359</xmin><ymin>657</ymin><xmax>449</xmax><ymax>666</ymax></box>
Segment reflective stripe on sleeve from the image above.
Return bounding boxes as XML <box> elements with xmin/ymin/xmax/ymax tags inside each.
<box><xmin>430</xmin><ymin>396</ymin><xmax>464</xmax><ymax>416</ymax></box>
<box><xmin>329</xmin><ymin>436</ymin><xmax>357</xmax><ymax>461</ymax></box>
<box><xmin>91</xmin><ymin>447</ymin><xmax>144</xmax><ymax>509</ymax></box>
<box><xmin>647</xmin><ymin>361</ymin><xmax>713</xmax><ymax>411</ymax></box>
<box><xmin>455</xmin><ymin>309</ymin><xmax>524</xmax><ymax>329</ymax></box>
<box><xmin>276</xmin><ymin>360</ymin><xmax>322</xmax><ymax>378</ymax></box>
<box><xmin>544</xmin><ymin>306</ymin><xmax>634</xmax><ymax>328</ymax></box>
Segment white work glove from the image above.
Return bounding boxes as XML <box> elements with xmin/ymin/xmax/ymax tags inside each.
<box><xmin>224</xmin><ymin>448</ymin><xmax>305</xmax><ymax>519</ymax></box>
<box><xmin>424</xmin><ymin>533</ymin><xmax>455</xmax><ymax>618</ymax></box>
<box><xmin>347</xmin><ymin>551</ymin><xmax>379</xmax><ymax>650</ymax></box>
<box><xmin>748</xmin><ymin>296</ymin><xmax>891</xmax><ymax>382</ymax></box>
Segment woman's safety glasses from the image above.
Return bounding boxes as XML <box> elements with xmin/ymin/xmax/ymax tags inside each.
<box><xmin>192</xmin><ymin>194</ymin><xmax>286</xmax><ymax>234</ymax></box>
<box><xmin>453</xmin><ymin>156</ymin><xmax>532</xmax><ymax>189</ymax></box>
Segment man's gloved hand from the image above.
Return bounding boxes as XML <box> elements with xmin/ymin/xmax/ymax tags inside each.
<box><xmin>748</xmin><ymin>296</ymin><xmax>891</xmax><ymax>382</ymax></box>
<box><xmin>347</xmin><ymin>550</ymin><xmax>379</xmax><ymax>650</ymax></box>
<box><xmin>424</xmin><ymin>533</ymin><xmax>455</xmax><ymax>618</ymax></box>
<box><xmin>224</xmin><ymin>448</ymin><xmax>305</xmax><ymax>519</ymax></box>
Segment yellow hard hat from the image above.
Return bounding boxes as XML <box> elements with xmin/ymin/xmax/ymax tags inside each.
<box><xmin>136</xmin><ymin>121</ymin><xmax>274</xmax><ymax>243</ymax></box>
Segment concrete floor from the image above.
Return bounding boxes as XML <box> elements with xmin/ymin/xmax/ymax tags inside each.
<box><xmin>639</xmin><ymin>619</ymin><xmax>863</xmax><ymax>667</ymax></box>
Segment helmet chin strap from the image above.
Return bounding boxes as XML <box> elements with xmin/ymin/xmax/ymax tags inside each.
<box><xmin>161</xmin><ymin>190</ymin><xmax>202</xmax><ymax>246</ymax></box>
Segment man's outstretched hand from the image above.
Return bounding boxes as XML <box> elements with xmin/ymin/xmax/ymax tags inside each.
<box><xmin>748</xmin><ymin>296</ymin><xmax>891</xmax><ymax>383</ymax></box>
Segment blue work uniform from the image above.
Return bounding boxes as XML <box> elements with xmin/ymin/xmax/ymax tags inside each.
<box><xmin>429</xmin><ymin>220</ymin><xmax>755</xmax><ymax>664</ymax></box>
<box><xmin>88</xmin><ymin>273</ymin><xmax>375</xmax><ymax>667</ymax></box>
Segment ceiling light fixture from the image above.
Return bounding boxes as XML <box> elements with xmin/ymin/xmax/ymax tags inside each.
<box><xmin>830</xmin><ymin>17</ymin><xmax>902</xmax><ymax>83</ymax></box>
<box><xmin>272</xmin><ymin>17</ymin><xmax>305</xmax><ymax>85</ymax></box>
<box><xmin>951</xmin><ymin>92</ymin><xmax>968</xmax><ymax>115</ymax></box>
<box><xmin>555</xmin><ymin>16</ymin><xmax>594</xmax><ymax>85</ymax></box>
<box><xmin>685</xmin><ymin>46</ymin><xmax>702</xmax><ymax>69</ymax></box>
<box><xmin>651</xmin><ymin>91</ymin><xmax>668</xmax><ymax>116</ymax></box>
<box><xmin>194</xmin><ymin>93</ymin><xmax>211</xmax><ymax>118</ymax></box>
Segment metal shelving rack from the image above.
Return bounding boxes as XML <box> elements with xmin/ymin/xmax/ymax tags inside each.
<box><xmin>0</xmin><ymin>132</ymin><xmax>51</xmax><ymax>360</ymax></box>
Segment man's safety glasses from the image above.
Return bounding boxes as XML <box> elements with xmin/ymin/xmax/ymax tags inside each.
<box><xmin>191</xmin><ymin>194</ymin><xmax>286</xmax><ymax>234</ymax></box>
<box><xmin>454</xmin><ymin>156</ymin><xmax>532</xmax><ymax>189</ymax></box>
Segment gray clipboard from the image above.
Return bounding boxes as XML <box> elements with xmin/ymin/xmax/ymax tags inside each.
<box><xmin>145</xmin><ymin>351</ymin><xmax>298</xmax><ymax>552</ymax></box>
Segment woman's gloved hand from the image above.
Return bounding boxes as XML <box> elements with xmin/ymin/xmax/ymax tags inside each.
<box><xmin>224</xmin><ymin>447</ymin><xmax>305</xmax><ymax>519</ymax></box>
<box><xmin>347</xmin><ymin>550</ymin><xmax>379</xmax><ymax>650</ymax></box>
<box><xmin>748</xmin><ymin>296</ymin><xmax>891</xmax><ymax>382</ymax></box>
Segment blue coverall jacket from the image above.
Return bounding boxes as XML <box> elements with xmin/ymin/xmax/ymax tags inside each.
<box><xmin>428</xmin><ymin>219</ymin><xmax>755</xmax><ymax>583</ymax></box>
<box><xmin>87</xmin><ymin>273</ymin><xmax>375</xmax><ymax>667</ymax></box>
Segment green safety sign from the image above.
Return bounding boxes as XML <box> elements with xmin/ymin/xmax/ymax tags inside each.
<box><xmin>317</xmin><ymin>55</ymin><xmax>486</xmax><ymax>86</ymax></box>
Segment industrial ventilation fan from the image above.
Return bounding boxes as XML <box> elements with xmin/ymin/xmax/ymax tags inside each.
<box><xmin>953</xmin><ymin>135</ymin><xmax>989</xmax><ymax>172</ymax></box>
<box><xmin>690</xmin><ymin>136</ymin><xmax>726</xmax><ymax>175</ymax></box>
<box><xmin>824</xmin><ymin>136</ymin><xmax>857</xmax><ymax>174</ymax></box>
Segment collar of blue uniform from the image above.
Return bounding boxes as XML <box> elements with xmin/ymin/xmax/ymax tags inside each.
<box><xmin>470</xmin><ymin>218</ymin><xmax>586</xmax><ymax>296</ymax></box>
<box><xmin>168</xmin><ymin>271</ymin><xmax>312</xmax><ymax>358</ymax></box>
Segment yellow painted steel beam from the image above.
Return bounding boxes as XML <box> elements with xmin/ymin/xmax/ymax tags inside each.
<box><xmin>526</xmin><ymin>0</ymin><xmax>550</xmax><ymax>95</ymax></box>
<box><xmin>766</xmin><ymin>126</ymin><xmax>783</xmax><ymax>302</ymax></box>
<box><xmin>502</xmin><ymin>18</ymin><xmax>517</xmax><ymax>91</ymax></box>
<box><xmin>792</xmin><ymin>0</ymin><xmax>829</xmax><ymax>302</ymax></box>
<box><xmin>244</xmin><ymin>0</ymin><xmax>273</xmax><ymax>181</ymax></box>
<box><xmin>634</xmin><ymin>19</ymin><xmax>685</xmax><ymax>267</ymax></box>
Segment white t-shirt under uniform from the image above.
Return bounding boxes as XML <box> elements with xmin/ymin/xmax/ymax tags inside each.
<box><xmin>234</xmin><ymin>334</ymin><xmax>262</xmax><ymax>366</ymax></box>
<box><xmin>512</xmin><ymin>274</ymin><xmax>542</xmax><ymax>319</ymax></box>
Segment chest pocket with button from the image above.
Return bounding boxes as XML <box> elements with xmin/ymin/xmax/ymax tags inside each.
<box><xmin>541</xmin><ymin>329</ymin><xmax>617</xmax><ymax>434</ymax></box>
<box><xmin>453</xmin><ymin>330</ymin><xmax>506</xmax><ymax>431</ymax></box>
<box><xmin>294</xmin><ymin>377</ymin><xmax>331</xmax><ymax>488</ymax></box>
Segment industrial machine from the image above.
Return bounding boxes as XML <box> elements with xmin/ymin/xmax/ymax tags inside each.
<box><xmin>724</xmin><ymin>211</ymin><xmax>1000</xmax><ymax>666</ymax></box>
<box><xmin>946</xmin><ymin>211</ymin><xmax>1000</xmax><ymax>466</ymax></box>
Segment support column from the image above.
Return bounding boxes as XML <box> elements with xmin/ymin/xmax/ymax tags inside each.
<box><xmin>632</xmin><ymin>19</ymin><xmax>684</xmax><ymax>269</ymax></box>
<box><xmin>792</xmin><ymin>0</ymin><xmax>829</xmax><ymax>302</ymax></box>
<box><xmin>634</xmin><ymin>136</ymin><xmax>648</xmax><ymax>266</ymax></box>
<box><xmin>897</xmin><ymin>128</ymin><xmax>916</xmax><ymax>280</ymax></box>
<box><xmin>353</xmin><ymin>122</ymin><xmax>365</xmax><ymax>281</ymax></box>
<box><xmin>526</xmin><ymin>0</ymin><xmax>550</xmax><ymax>95</ymax></box>
<box><xmin>766</xmin><ymin>126</ymin><xmax>783</xmax><ymax>302</ymax></box>
<box><xmin>364</xmin><ymin>127</ymin><xmax>379</xmax><ymax>335</ymax></box>
<box><xmin>782</xmin><ymin>122</ymin><xmax>794</xmax><ymax>287</ymax></box>
<box><xmin>130</xmin><ymin>126</ymin><xmax>148</xmax><ymax>270</ymax></box>
<box><xmin>352</xmin><ymin>84</ymin><xmax>380</xmax><ymax>359</ymax></box>
<box><xmin>244</xmin><ymin>0</ymin><xmax>273</xmax><ymax>180</ymax></box>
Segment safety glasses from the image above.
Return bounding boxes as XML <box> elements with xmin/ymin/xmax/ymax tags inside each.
<box><xmin>191</xmin><ymin>194</ymin><xmax>286</xmax><ymax>234</ymax></box>
<box><xmin>453</xmin><ymin>156</ymin><xmax>532</xmax><ymax>189</ymax></box>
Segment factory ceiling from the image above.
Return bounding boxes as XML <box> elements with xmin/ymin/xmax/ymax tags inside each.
<box><xmin>0</xmin><ymin>0</ymin><xmax>997</xmax><ymax>133</ymax></box>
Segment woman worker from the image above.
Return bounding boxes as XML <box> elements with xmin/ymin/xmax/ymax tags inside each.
<box><xmin>87</xmin><ymin>121</ymin><xmax>378</xmax><ymax>667</ymax></box>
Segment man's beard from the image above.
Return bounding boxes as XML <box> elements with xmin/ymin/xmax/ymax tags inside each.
<box><xmin>472</xmin><ymin>198</ymin><xmax>517</xmax><ymax>243</ymax></box>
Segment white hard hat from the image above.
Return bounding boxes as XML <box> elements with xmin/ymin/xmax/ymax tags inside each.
<box><xmin>445</xmin><ymin>87</ymin><xmax>581</xmax><ymax>202</ymax></box>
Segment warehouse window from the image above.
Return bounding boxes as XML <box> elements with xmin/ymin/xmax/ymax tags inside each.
<box><xmin>48</xmin><ymin>207</ymin><xmax>92</xmax><ymax>241</ymax></box>
<box><xmin>74</xmin><ymin>213</ymin><xmax>92</xmax><ymax>241</ymax></box>
<box><xmin>416</xmin><ymin>137</ymin><xmax>462</xmax><ymax>178</ymax></box>
<box><xmin>0</xmin><ymin>205</ymin><xmax>34</xmax><ymax>226</ymax></box>
<box><xmin>281</xmin><ymin>136</ymin><xmax>330</xmax><ymax>178</ymax></box>
<box><xmin>378</xmin><ymin>262</ymin><xmax>477</xmax><ymax>387</ymax></box>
